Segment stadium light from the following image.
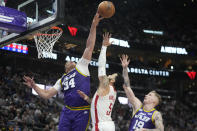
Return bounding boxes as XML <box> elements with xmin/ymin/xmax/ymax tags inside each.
<box><xmin>118</xmin><ymin>97</ymin><xmax>128</xmax><ymax>105</ymax></box>
<box><xmin>161</xmin><ymin>46</ymin><xmax>188</xmax><ymax>55</ymax></box>
<box><xmin>68</xmin><ymin>26</ymin><xmax>78</xmax><ymax>36</ymax></box>
<box><xmin>42</xmin><ymin>52</ymin><xmax>57</xmax><ymax>60</ymax></box>
<box><xmin>0</xmin><ymin>43</ymin><xmax>28</xmax><ymax>54</ymax></box>
<box><xmin>143</xmin><ymin>29</ymin><xmax>163</xmax><ymax>35</ymax></box>
<box><xmin>128</xmin><ymin>67</ymin><xmax>169</xmax><ymax>77</ymax></box>
<box><xmin>109</xmin><ymin>38</ymin><xmax>130</xmax><ymax>48</ymax></box>
<box><xmin>186</xmin><ymin>71</ymin><xmax>196</xmax><ymax>80</ymax></box>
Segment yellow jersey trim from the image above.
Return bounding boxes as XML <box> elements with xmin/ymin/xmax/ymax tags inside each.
<box><xmin>60</xmin><ymin>79</ymin><xmax>62</xmax><ymax>88</ymax></box>
<box><xmin>60</xmin><ymin>74</ymin><xmax>67</xmax><ymax>88</ymax></box>
<box><xmin>75</xmin><ymin>67</ymin><xmax>87</xmax><ymax>77</ymax></box>
<box><xmin>143</xmin><ymin>107</ymin><xmax>155</xmax><ymax>112</ymax></box>
<box><xmin>65</xmin><ymin>105</ymin><xmax>90</xmax><ymax>110</ymax></box>
<box><xmin>131</xmin><ymin>105</ymin><xmax>142</xmax><ymax>118</ymax></box>
<box><xmin>152</xmin><ymin>110</ymin><xmax>158</xmax><ymax>125</ymax></box>
<box><xmin>85</xmin><ymin>112</ymin><xmax>91</xmax><ymax>131</ymax></box>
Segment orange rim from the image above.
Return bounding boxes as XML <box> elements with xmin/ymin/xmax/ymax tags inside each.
<box><xmin>35</xmin><ymin>26</ymin><xmax>63</xmax><ymax>36</ymax></box>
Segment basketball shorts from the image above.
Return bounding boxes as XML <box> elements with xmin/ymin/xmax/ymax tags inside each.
<box><xmin>92</xmin><ymin>121</ymin><xmax>115</xmax><ymax>131</ymax></box>
<box><xmin>58</xmin><ymin>106</ymin><xmax>90</xmax><ymax>131</ymax></box>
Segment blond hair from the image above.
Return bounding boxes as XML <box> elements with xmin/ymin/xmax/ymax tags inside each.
<box><xmin>151</xmin><ymin>90</ymin><xmax>162</xmax><ymax>106</ymax></box>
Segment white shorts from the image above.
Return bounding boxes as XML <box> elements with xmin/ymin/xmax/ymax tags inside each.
<box><xmin>92</xmin><ymin>121</ymin><xmax>115</xmax><ymax>131</ymax></box>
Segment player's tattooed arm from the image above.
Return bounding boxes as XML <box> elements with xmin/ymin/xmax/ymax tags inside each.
<box><xmin>123</xmin><ymin>66</ymin><xmax>130</xmax><ymax>87</ymax></box>
<box><xmin>120</xmin><ymin>54</ymin><xmax>130</xmax><ymax>87</ymax></box>
<box><xmin>120</xmin><ymin>55</ymin><xmax>142</xmax><ymax>111</ymax></box>
<box><xmin>77</xmin><ymin>90</ymin><xmax>92</xmax><ymax>104</ymax></box>
<box><xmin>154</xmin><ymin>112</ymin><xmax>164</xmax><ymax>131</ymax></box>
<box><xmin>136</xmin><ymin>112</ymin><xmax>164</xmax><ymax>131</ymax></box>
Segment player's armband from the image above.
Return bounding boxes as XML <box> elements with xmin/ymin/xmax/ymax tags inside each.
<box><xmin>76</xmin><ymin>58</ymin><xmax>90</xmax><ymax>76</ymax></box>
<box><xmin>98</xmin><ymin>46</ymin><xmax>107</xmax><ymax>76</ymax></box>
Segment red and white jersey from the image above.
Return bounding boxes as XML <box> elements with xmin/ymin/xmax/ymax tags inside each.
<box><xmin>91</xmin><ymin>85</ymin><xmax>117</xmax><ymax>124</ymax></box>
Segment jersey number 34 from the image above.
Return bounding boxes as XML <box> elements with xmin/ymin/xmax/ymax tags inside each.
<box><xmin>63</xmin><ymin>78</ymin><xmax>75</xmax><ymax>91</ymax></box>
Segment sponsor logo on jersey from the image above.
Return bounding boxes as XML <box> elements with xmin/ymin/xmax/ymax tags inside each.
<box><xmin>135</xmin><ymin>113</ymin><xmax>151</xmax><ymax>122</ymax></box>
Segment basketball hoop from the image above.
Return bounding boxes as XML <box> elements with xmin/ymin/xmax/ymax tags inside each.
<box><xmin>34</xmin><ymin>26</ymin><xmax>63</xmax><ymax>59</ymax></box>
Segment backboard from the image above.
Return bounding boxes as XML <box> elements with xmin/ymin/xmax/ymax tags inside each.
<box><xmin>0</xmin><ymin>0</ymin><xmax>65</xmax><ymax>47</ymax></box>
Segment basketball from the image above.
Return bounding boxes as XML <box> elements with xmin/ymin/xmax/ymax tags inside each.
<box><xmin>98</xmin><ymin>1</ymin><xmax>115</xmax><ymax>18</ymax></box>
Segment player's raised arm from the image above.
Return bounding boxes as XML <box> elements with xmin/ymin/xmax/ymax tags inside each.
<box><xmin>75</xmin><ymin>12</ymin><xmax>103</xmax><ymax>77</ymax></box>
<box><xmin>120</xmin><ymin>55</ymin><xmax>142</xmax><ymax>111</ymax></box>
<box><xmin>23</xmin><ymin>76</ymin><xmax>58</xmax><ymax>99</ymax></box>
<box><xmin>82</xmin><ymin>12</ymin><xmax>103</xmax><ymax>61</ymax></box>
<box><xmin>98</xmin><ymin>32</ymin><xmax>112</xmax><ymax>88</ymax></box>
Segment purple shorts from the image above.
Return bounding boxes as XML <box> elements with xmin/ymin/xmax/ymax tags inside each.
<box><xmin>58</xmin><ymin>106</ymin><xmax>90</xmax><ymax>131</ymax></box>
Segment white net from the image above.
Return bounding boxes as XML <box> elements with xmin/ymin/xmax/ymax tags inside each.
<box><xmin>34</xmin><ymin>26</ymin><xmax>63</xmax><ymax>59</ymax></box>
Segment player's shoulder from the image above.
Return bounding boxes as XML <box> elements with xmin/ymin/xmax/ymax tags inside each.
<box><xmin>153</xmin><ymin>110</ymin><xmax>162</xmax><ymax>120</ymax></box>
<box><xmin>154</xmin><ymin>110</ymin><xmax>161</xmax><ymax>114</ymax></box>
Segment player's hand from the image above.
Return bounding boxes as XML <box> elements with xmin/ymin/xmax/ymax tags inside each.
<box><xmin>77</xmin><ymin>90</ymin><xmax>89</xmax><ymax>101</ymax></box>
<box><xmin>120</xmin><ymin>54</ymin><xmax>130</xmax><ymax>68</ymax></box>
<box><xmin>102</xmin><ymin>32</ymin><xmax>113</xmax><ymax>47</ymax></box>
<box><xmin>92</xmin><ymin>12</ymin><xmax>104</xmax><ymax>27</ymax></box>
<box><xmin>23</xmin><ymin>75</ymin><xmax>36</xmax><ymax>88</ymax></box>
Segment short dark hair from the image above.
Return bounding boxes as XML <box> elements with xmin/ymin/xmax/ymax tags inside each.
<box><xmin>113</xmin><ymin>73</ymin><xmax>124</xmax><ymax>90</ymax></box>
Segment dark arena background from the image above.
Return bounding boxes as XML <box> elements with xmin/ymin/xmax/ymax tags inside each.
<box><xmin>0</xmin><ymin>0</ymin><xmax>197</xmax><ymax>130</ymax></box>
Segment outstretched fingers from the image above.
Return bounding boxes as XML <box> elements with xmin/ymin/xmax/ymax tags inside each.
<box><xmin>96</xmin><ymin>10</ymin><xmax>104</xmax><ymax>20</ymax></box>
<box><xmin>120</xmin><ymin>54</ymin><xmax>130</xmax><ymax>67</ymax></box>
<box><xmin>23</xmin><ymin>75</ymin><xmax>33</xmax><ymax>82</ymax></box>
<box><xmin>127</xmin><ymin>59</ymin><xmax>130</xmax><ymax>64</ymax></box>
<box><xmin>103</xmin><ymin>32</ymin><xmax>111</xmax><ymax>39</ymax></box>
<box><xmin>99</xmin><ymin>16</ymin><xmax>104</xmax><ymax>21</ymax></box>
<box><xmin>125</xmin><ymin>54</ymin><xmax>128</xmax><ymax>60</ymax></box>
<box><xmin>122</xmin><ymin>54</ymin><xmax>129</xmax><ymax>61</ymax></box>
<box><xmin>102</xmin><ymin>32</ymin><xmax>112</xmax><ymax>46</ymax></box>
<box><xmin>121</xmin><ymin>54</ymin><xmax>126</xmax><ymax>60</ymax></box>
<box><xmin>23</xmin><ymin>75</ymin><xmax>29</xmax><ymax>82</ymax></box>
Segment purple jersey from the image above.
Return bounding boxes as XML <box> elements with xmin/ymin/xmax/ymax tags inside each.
<box><xmin>61</xmin><ymin>67</ymin><xmax>90</xmax><ymax>107</ymax></box>
<box><xmin>129</xmin><ymin>107</ymin><xmax>157</xmax><ymax>130</ymax></box>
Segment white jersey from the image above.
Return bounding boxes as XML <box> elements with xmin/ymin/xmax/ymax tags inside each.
<box><xmin>91</xmin><ymin>85</ymin><xmax>117</xmax><ymax>126</ymax></box>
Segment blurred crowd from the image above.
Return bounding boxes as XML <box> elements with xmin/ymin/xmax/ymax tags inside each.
<box><xmin>0</xmin><ymin>66</ymin><xmax>61</xmax><ymax>131</ymax></box>
<box><xmin>66</xmin><ymin>0</ymin><xmax>197</xmax><ymax>49</ymax></box>
<box><xmin>0</xmin><ymin>65</ymin><xmax>197</xmax><ymax>131</ymax></box>
<box><xmin>161</xmin><ymin>100</ymin><xmax>197</xmax><ymax>131</ymax></box>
